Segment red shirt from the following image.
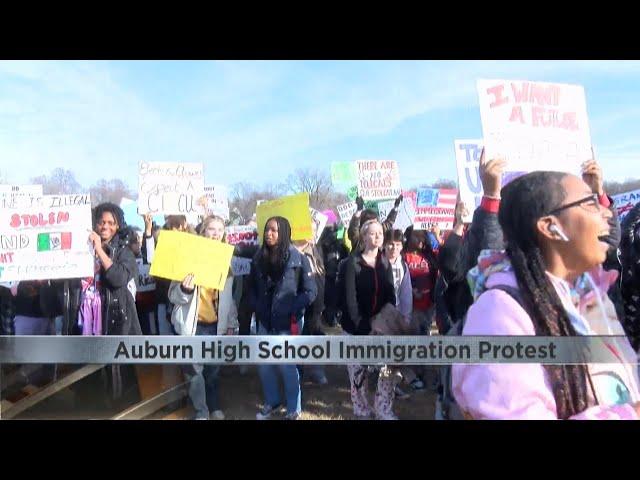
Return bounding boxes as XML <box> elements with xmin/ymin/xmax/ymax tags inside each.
<box><xmin>404</xmin><ymin>251</ymin><xmax>435</xmax><ymax>311</ymax></box>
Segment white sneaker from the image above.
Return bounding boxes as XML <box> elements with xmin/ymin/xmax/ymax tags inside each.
<box><xmin>210</xmin><ymin>410</ymin><xmax>225</xmax><ymax>420</ymax></box>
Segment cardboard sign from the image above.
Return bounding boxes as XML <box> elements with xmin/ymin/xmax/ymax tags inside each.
<box><xmin>377</xmin><ymin>197</ymin><xmax>416</xmax><ymax>232</ymax></box>
<box><xmin>256</xmin><ymin>192</ymin><xmax>312</xmax><ymax>242</ymax></box>
<box><xmin>138</xmin><ymin>162</ymin><xmax>204</xmax><ymax>215</ymax></box>
<box><xmin>203</xmin><ymin>185</ymin><xmax>230</xmax><ymax>221</ymax></box>
<box><xmin>225</xmin><ymin>225</ymin><xmax>259</xmax><ymax>247</ymax></box>
<box><xmin>477</xmin><ymin>79</ymin><xmax>591</xmax><ymax>180</ymax></box>
<box><xmin>356</xmin><ymin>160</ymin><xmax>401</xmax><ymax>200</ymax></box>
<box><xmin>612</xmin><ymin>189</ymin><xmax>640</xmax><ymax>222</ymax></box>
<box><xmin>310</xmin><ymin>208</ymin><xmax>328</xmax><ymax>244</ymax></box>
<box><xmin>0</xmin><ymin>194</ymin><xmax>94</xmax><ymax>282</ymax></box>
<box><xmin>149</xmin><ymin>230</ymin><xmax>234</xmax><ymax>291</ymax></box>
<box><xmin>136</xmin><ymin>258</ymin><xmax>156</xmax><ymax>293</ymax></box>
<box><xmin>0</xmin><ymin>185</ymin><xmax>44</xmax><ymax>210</ymax></box>
<box><xmin>455</xmin><ymin>139</ymin><xmax>484</xmax><ymax>222</ymax></box>
<box><xmin>230</xmin><ymin>256</ymin><xmax>252</xmax><ymax>276</ymax></box>
<box><xmin>413</xmin><ymin>188</ymin><xmax>458</xmax><ymax>230</ymax></box>
<box><xmin>336</xmin><ymin>202</ymin><xmax>357</xmax><ymax>227</ymax></box>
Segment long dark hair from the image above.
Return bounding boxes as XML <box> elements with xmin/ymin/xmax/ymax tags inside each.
<box><xmin>499</xmin><ymin>171</ymin><xmax>593</xmax><ymax>419</ymax></box>
<box><xmin>258</xmin><ymin>216</ymin><xmax>292</xmax><ymax>282</ymax></box>
<box><xmin>93</xmin><ymin>202</ymin><xmax>127</xmax><ymax>246</ymax></box>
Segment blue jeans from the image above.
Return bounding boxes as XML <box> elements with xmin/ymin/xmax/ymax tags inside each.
<box><xmin>257</xmin><ymin>319</ymin><xmax>304</xmax><ymax>415</ymax></box>
<box><xmin>182</xmin><ymin>322</ymin><xmax>220</xmax><ymax>418</ymax></box>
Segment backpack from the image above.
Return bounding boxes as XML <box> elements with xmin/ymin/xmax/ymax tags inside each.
<box><xmin>438</xmin><ymin>284</ymin><xmax>525</xmax><ymax>420</ymax></box>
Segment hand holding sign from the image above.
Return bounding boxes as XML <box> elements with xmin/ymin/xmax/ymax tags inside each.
<box><xmin>394</xmin><ymin>193</ymin><xmax>403</xmax><ymax>209</ymax></box>
<box><xmin>582</xmin><ymin>152</ymin><xmax>604</xmax><ymax>196</ymax></box>
<box><xmin>88</xmin><ymin>230</ymin><xmax>102</xmax><ymax>252</ymax></box>
<box><xmin>454</xmin><ymin>197</ymin><xmax>469</xmax><ymax>227</ymax></box>
<box><xmin>479</xmin><ymin>148</ymin><xmax>507</xmax><ymax>199</ymax></box>
<box><xmin>143</xmin><ymin>213</ymin><xmax>153</xmax><ymax>236</ymax></box>
<box><xmin>181</xmin><ymin>273</ymin><xmax>196</xmax><ymax>293</ymax></box>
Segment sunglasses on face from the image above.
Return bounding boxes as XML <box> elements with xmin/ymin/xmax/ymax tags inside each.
<box><xmin>547</xmin><ymin>193</ymin><xmax>601</xmax><ymax>216</ymax></box>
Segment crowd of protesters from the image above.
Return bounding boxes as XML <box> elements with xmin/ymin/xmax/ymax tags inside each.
<box><xmin>2</xmin><ymin>150</ymin><xmax>640</xmax><ymax>421</ymax></box>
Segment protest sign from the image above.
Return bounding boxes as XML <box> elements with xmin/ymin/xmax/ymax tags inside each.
<box><xmin>149</xmin><ymin>230</ymin><xmax>234</xmax><ymax>291</ymax></box>
<box><xmin>136</xmin><ymin>258</ymin><xmax>156</xmax><ymax>293</ymax></box>
<box><xmin>231</xmin><ymin>256</ymin><xmax>252</xmax><ymax>276</ymax></box>
<box><xmin>417</xmin><ymin>187</ymin><xmax>441</xmax><ymax>207</ymax></box>
<box><xmin>331</xmin><ymin>162</ymin><xmax>358</xmax><ymax>187</ymax></box>
<box><xmin>0</xmin><ymin>185</ymin><xmax>44</xmax><ymax>210</ymax></box>
<box><xmin>331</xmin><ymin>161</ymin><xmax>359</xmax><ymax>199</ymax></box>
<box><xmin>612</xmin><ymin>189</ymin><xmax>640</xmax><ymax>222</ymax></box>
<box><xmin>138</xmin><ymin>162</ymin><xmax>204</xmax><ymax>215</ymax></box>
<box><xmin>455</xmin><ymin>139</ymin><xmax>484</xmax><ymax>222</ymax></box>
<box><xmin>256</xmin><ymin>192</ymin><xmax>312</xmax><ymax>242</ymax></box>
<box><xmin>336</xmin><ymin>202</ymin><xmax>357</xmax><ymax>227</ymax></box>
<box><xmin>377</xmin><ymin>197</ymin><xmax>416</xmax><ymax>232</ymax></box>
<box><xmin>203</xmin><ymin>185</ymin><xmax>230</xmax><ymax>220</ymax></box>
<box><xmin>225</xmin><ymin>225</ymin><xmax>259</xmax><ymax>247</ymax></box>
<box><xmin>356</xmin><ymin>160</ymin><xmax>401</xmax><ymax>200</ymax></box>
<box><xmin>0</xmin><ymin>194</ymin><xmax>94</xmax><ymax>282</ymax></box>
<box><xmin>120</xmin><ymin>198</ymin><xmax>164</xmax><ymax>231</ymax></box>
<box><xmin>413</xmin><ymin>188</ymin><xmax>458</xmax><ymax>230</ymax></box>
<box><xmin>310</xmin><ymin>208</ymin><xmax>328</xmax><ymax>244</ymax></box>
<box><xmin>477</xmin><ymin>79</ymin><xmax>591</xmax><ymax>179</ymax></box>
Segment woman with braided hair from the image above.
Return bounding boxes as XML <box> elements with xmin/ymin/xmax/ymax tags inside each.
<box><xmin>452</xmin><ymin>170</ymin><xmax>640</xmax><ymax>419</ymax></box>
<box><xmin>250</xmin><ymin>216</ymin><xmax>317</xmax><ymax>420</ymax></box>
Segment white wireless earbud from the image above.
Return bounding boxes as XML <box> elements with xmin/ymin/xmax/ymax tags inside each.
<box><xmin>549</xmin><ymin>224</ymin><xmax>570</xmax><ymax>242</ymax></box>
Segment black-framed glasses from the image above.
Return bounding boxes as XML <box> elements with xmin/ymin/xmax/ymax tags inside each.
<box><xmin>547</xmin><ymin>193</ymin><xmax>600</xmax><ymax>216</ymax></box>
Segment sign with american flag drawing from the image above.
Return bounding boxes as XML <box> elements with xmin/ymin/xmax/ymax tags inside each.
<box><xmin>411</xmin><ymin>188</ymin><xmax>458</xmax><ymax>230</ymax></box>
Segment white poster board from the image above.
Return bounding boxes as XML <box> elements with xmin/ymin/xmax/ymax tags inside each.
<box><xmin>0</xmin><ymin>185</ymin><xmax>44</xmax><ymax>210</ymax></box>
<box><xmin>136</xmin><ymin>258</ymin><xmax>156</xmax><ymax>293</ymax></box>
<box><xmin>356</xmin><ymin>160</ymin><xmax>401</xmax><ymax>200</ymax></box>
<box><xmin>0</xmin><ymin>194</ymin><xmax>94</xmax><ymax>282</ymax></box>
<box><xmin>138</xmin><ymin>162</ymin><xmax>204</xmax><ymax>215</ymax></box>
<box><xmin>309</xmin><ymin>208</ymin><xmax>328</xmax><ymax>244</ymax></box>
<box><xmin>336</xmin><ymin>202</ymin><xmax>357</xmax><ymax>227</ymax></box>
<box><xmin>225</xmin><ymin>225</ymin><xmax>259</xmax><ymax>247</ymax></box>
<box><xmin>203</xmin><ymin>184</ymin><xmax>230</xmax><ymax>221</ymax></box>
<box><xmin>477</xmin><ymin>79</ymin><xmax>591</xmax><ymax>178</ymax></box>
<box><xmin>377</xmin><ymin>197</ymin><xmax>415</xmax><ymax>232</ymax></box>
<box><xmin>455</xmin><ymin>139</ymin><xmax>484</xmax><ymax>223</ymax></box>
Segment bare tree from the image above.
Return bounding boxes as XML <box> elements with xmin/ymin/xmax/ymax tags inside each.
<box><xmin>429</xmin><ymin>178</ymin><xmax>458</xmax><ymax>189</ymax></box>
<box><xmin>604</xmin><ymin>179</ymin><xmax>640</xmax><ymax>196</ymax></box>
<box><xmin>89</xmin><ymin>178</ymin><xmax>136</xmax><ymax>206</ymax></box>
<box><xmin>280</xmin><ymin>168</ymin><xmax>347</xmax><ymax>210</ymax></box>
<box><xmin>228</xmin><ymin>181</ymin><xmax>281</xmax><ymax>224</ymax></box>
<box><xmin>31</xmin><ymin>168</ymin><xmax>83</xmax><ymax>195</ymax></box>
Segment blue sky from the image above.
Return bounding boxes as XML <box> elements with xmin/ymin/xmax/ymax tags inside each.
<box><xmin>0</xmin><ymin>60</ymin><xmax>638</xmax><ymax>192</ymax></box>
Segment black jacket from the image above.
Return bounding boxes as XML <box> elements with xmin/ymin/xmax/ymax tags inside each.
<box><xmin>250</xmin><ymin>245</ymin><xmax>317</xmax><ymax>333</ymax></box>
<box><xmin>340</xmin><ymin>250</ymin><xmax>396</xmax><ymax>335</ymax></box>
<box><xmin>437</xmin><ymin>206</ymin><xmax>504</xmax><ymax>334</ymax></box>
<box><xmin>620</xmin><ymin>201</ymin><xmax>640</xmax><ymax>350</ymax></box>
<box><xmin>64</xmin><ymin>232</ymin><xmax>142</xmax><ymax>336</ymax></box>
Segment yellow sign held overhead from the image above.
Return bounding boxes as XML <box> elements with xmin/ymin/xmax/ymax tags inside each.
<box><xmin>149</xmin><ymin>230</ymin><xmax>234</xmax><ymax>291</ymax></box>
<box><xmin>256</xmin><ymin>192</ymin><xmax>312</xmax><ymax>242</ymax></box>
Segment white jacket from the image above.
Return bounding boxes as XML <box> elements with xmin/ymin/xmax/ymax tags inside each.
<box><xmin>168</xmin><ymin>276</ymin><xmax>238</xmax><ymax>336</ymax></box>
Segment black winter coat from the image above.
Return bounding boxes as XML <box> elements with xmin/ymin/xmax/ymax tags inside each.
<box><xmin>340</xmin><ymin>250</ymin><xmax>396</xmax><ymax>335</ymax></box>
<box><xmin>436</xmin><ymin>206</ymin><xmax>504</xmax><ymax>334</ymax></box>
<box><xmin>250</xmin><ymin>245</ymin><xmax>317</xmax><ymax>333</ymax></box>
<box><xmin>620</xmin><ymin>201</ymin><xmax>640</xmax><ymax>350</ymax></box>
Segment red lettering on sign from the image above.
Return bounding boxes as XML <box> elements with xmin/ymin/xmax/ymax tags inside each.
<box><xmin>487</xmin><ymin>84</ymin><xmax>509</xmax><ymax>108</ymax></box>
<box><xmin>509</xmin><ymin>106</ymin><xmax>525</xmax><ymax>124</ymax></box>
<box><xmin>10</xmin><ymin>214</ymin><xmax>20</xmax><ymax>228</ymax></box>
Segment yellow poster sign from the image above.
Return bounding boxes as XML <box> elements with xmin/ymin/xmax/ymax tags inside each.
<box><xmin>149</xmin><ymin>230</ymin><xmax>234</xmax><ymax>290</ymax></box>
<box><xmin>256</xmin><ymin>192</ymin><xmax>312</xmax><ymax>242</ymax></box>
